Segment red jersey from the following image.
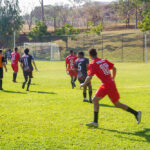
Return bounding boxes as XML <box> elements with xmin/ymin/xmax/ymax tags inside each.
<box><xmin>65</xmin><ymin>54</ymin><xmax>77</xmax><ymax>70</ymax></box>
<box><xmin>11</xmin><ymin>51</ymin><xmax>20</xmax><ymax>65</ymax></box>
<box><xmin>88</xmin><ymin>58</ymin><xmax>114</xmax><ymax>85</ymax></box>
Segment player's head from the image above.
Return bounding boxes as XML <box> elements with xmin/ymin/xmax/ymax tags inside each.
<box><xmin>24</xmin><ymin>48</ymin><xmax>29</xmax><ymax>55</ymax></box>
<box><xmin>70</xmin><ymin>50</ymin><xmax>73</xmax><ymax>54</ymax></box>
<box><xmin>0</xmin><ymin>49</ymin><xmax>2</xmax><ymax>54</ymax></box>
<box><xmin>78</xmin><ymin>52</ymin><xmax>84</xmax><ymax>58</ymax></box>
<box><xmin>15</xmin><ymin>47</ymin><xmax>18</xmax><ymax>52</ymax></box>
<box><xmin>89</xmin><ymin>48</ymin><xmax>97</xmax><ymax>59</ymax></box>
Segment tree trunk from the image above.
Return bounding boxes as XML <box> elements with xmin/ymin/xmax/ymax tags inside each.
<box><xmin>135</xmin><ymin>7</ymin><xmax>138</xmax><ymax>29</ymax></box>
<box><xmin>41</xmin><ymin>0</ymin><xmax>45</xmax><ymax>22</ymax></box>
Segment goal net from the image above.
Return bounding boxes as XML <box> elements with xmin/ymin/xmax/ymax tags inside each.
<box><xmin>23</xmin><ymin>42</ymin><xmax>60</xmax><ymax>61</ymax></box>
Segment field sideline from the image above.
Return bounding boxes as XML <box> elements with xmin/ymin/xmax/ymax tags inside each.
<box><xmin>0</xmin><ymin>61</ymin><xmax>150</xmax><ymax>150</ymax></box>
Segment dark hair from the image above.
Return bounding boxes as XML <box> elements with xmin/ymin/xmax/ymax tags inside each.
<box><xmin>15</xmin><ymin>47</ymin><xmax>18</xmax><ymax>51</ymax></box>
<box><xmin>89</xmin><ymin>48</ymin><xmax>97</xmax><ymax>57</ymax></box>
<box><xmin>24</xmin><ymin>48</ymin><xmax>29</xmax><ymax>55</ymax></box>
<box><xmin>70</xmin><ymin>50</ymin><xmax>73</xmax><ymax>54</ymax></box>
<box><xmin>0</xmin><ymin>49</ymin><xmax>2</xmax><ymax>53</ymax></box>
<box><xmin>78</xmin><ymin>51</ymin><xmax>84</xmax><ymax>57</ymax></box>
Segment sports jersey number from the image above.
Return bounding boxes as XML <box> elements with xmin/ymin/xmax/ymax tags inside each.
<box><xmin>78</xmin><ymin>62</ymin><xmax>82</xmax><ymax>71</ymax></box>
<box><xmin>70</xmin><ymin>59</ymin><xmax>74</xmax><ymax>69</ymax></box>
<box><xmin>11</xmin><ymin>54</ymin><xmax>16</xmax><ymax>62</ymax></box>
<box><xmin>24</xmin><ymin>58</ymin><xmax>28</xmax><ymax>67</ymax></box>
<box><xmin>99</xmin><ymin>63</ymin><xmax>110</xmax><ymax>75</ymax></box>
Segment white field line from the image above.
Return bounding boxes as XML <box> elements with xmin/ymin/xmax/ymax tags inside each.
<box><xmin>127</xmin><ymin>85</ymin><xmax>150</xmax><ymax>88</ymax></box>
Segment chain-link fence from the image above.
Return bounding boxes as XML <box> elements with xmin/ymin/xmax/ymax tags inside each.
<box><xmin>1</xmin><ymin>32</ymin><xmax>150</xmax><ymax>62</ymax></box>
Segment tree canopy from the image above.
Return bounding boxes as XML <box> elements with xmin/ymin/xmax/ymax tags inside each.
<box><xmin>0</xmin><ymin>0</ymin><xmax>23</xmax><ymax>48</ymax></box>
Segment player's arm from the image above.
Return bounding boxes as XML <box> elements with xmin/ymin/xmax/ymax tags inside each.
<box><xmin>112</xmin><ymin>66</ymin><xmax>117</xmax><ymax>79</ymax></box>
<box><xmin>32</xmin><ymin>60</ymin><xmax>38</xmax><ymax>71</ymax></box>
<box><xmin>80</xmin><ymin>75</ymin><xmax>92</xmax><ymax>88</ymax></box>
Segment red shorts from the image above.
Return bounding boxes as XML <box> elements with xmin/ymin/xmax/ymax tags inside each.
<box><xmin>11</xmin><ymin>64</ymin><xmax>18</xmax><ymax>72</ymax></box>
<box><xmin>95</xmin><ymin>83</ymin><xmax>120</xmax><ymax>104</ymax></box>
<box><xmin>69</xmin><ymin>70</ymin><xmax>77</xmax><ymax>77</ymax></box>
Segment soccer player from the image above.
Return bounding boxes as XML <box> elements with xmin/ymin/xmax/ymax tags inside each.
<box><xmin>20</xmin><ymin>48</ymin><xmax>38</xmax><ymax>91</ymax></box>
<box><xmin>75</xmin><ymin>52</ymin><xmax>92</xmax><ymax>103</ymax></box>
<box><xmin>0</xmin><ymin>50</ymin><xmax>7</xmax><ymax>90</ymax></box>
<box><xmin>11</xmin><ymin>47</ymin><xmax>20</xmax><ymax>82</ymax></box>
<box><xmin>80</xmin><ymin>48</ymin><xmax>141</xmax><ymax>127</ymax></box>
<box><xmin>65</xmin><ymin>50</ymin><xmax>77</xmax><ymax>89</ymax></box>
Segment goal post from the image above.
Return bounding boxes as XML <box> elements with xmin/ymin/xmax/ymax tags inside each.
<box><xmin>23</xmin><ymin>42</ymin><xmax>61</xmax><ymax>61</ymax></box>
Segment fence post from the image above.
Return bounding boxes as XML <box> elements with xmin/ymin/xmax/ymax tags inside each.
<box><xmin>121</xmin><ymin>34</ymin><xmax>124</xmax><ymax>62</ymax></box>
<box><xmin>143</xmin><ymin>32</ymin><xmax>145</xmax><ymax>62</ymax></box>
<box><xmin>13</xmin><ymin>31</ymin><xmax>16</xmax><ymax>49</ymax></box>
<box><xmin>101</xmin><ymin>34</ymin><xmax>103</xmax><ymax>58</ymax></box>
<box><xmin>145</xmin><ymin>33</ymin><xmax>148</xmax><ymax>64</ymax></box>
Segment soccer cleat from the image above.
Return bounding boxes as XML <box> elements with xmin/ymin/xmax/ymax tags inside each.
<box><xmin>0</xmin><ymin>88</ymin><xmax>3</xmax><ymax>90</ymax></box>
<box><xmin>136</xmin><ymin>111</ymin><xmax>141</xmax><ymax>124</ymax></box>
<box><xmin>83</xmin><ymin>98</ymin><xmax>89</xmax><ymax>102</ymax></box>
<box><xmin>26</xmin><ymin>88</ymin><xmax>29</xmax><ymax>91</ymax></box>
<box><xmin>85</xmin><ymin>121</ymin><xmax>98</xmax><ymax>127</ymax></box>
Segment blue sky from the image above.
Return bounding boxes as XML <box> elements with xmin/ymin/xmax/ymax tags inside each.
<box><xmin>20</xmin><ymin>0</ymin><xmax>116</xmax><ymax>14</ymax></box>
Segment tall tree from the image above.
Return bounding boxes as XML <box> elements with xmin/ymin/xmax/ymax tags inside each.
<box><xmin>0</xmin><ymin>0</ymin><xmax>23</xmax><ymax>48</ymax></box>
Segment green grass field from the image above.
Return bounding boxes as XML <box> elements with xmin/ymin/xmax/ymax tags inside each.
<box><xmin>0</xmin><ymin>61</ymin><xmax>150</xmax><ymax>150</ymax></box>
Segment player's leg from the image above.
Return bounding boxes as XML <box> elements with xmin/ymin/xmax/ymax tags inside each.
<box><xmin>71</xmin><ymin>76</ymin><xmax>74</xmax><ymax>89</ymax></box>
<box><xmin>83</xmin><ymin>85</ymin><xmax>88</xmax><ymax>102</ymax></box>
<box><xmin>86</xmin><ymin>96</ymin><xmax>103</xmax><ymax>127</ymax></box>
<box><xmin>0</xmin><ymin>68</ymin><xmax>3</xmax><ymax>90</ymax></box>
<box><xmin>26</xmin><ymin>72</ymin><xmax>32</xmax><ymax>91</ymax></box>
<box><xmin>108</xmin><ymin>86</ymin><xmax>141</xmax><ymax>124</ymax></box>
<box><xmin>73</xmin><ymin>72</ymin><xmax>77</xmax><ymax>86</ymax></box>
<box><xmin>86</xmin><ymin>85</ymin><xmax>107</xmax><ymax>127</ymax></box>
<box><xmin>114</xmin><ymin>101</ymin><xmax>141</xmax><ymax>124</ymax></box>
<box><xmin>14</xmin><ymin>65</ymin><xmax>18</xmax><ymax>82</ymax></box>
<box><xmin>88</xmin><ymin>82</ymin><xmax>92</xmax><ymax>103</ymax></box>
<box><xmin>27</xmin><ymin>77</ymin><xmax>31</xmax><ymax>91</ymax></box>
<box><xmin>22</xmin><ymin>71</ymin><xmax>28</xmax><ymax>89</ymax></box>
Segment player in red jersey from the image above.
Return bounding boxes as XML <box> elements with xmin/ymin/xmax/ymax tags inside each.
<box><xmin>11</xmin><ymin>47</ymin><xmax>20</xmax><ymax>82</ymax></box>
<box><xmin>80</xmin><ymin>49</ymin><xmax>141</xmax><ymax>127</ymax></box>
<box><xmin>65</xmin><ymin>50</ymin><xmax>77</xmax><ymax>89</ymax></box>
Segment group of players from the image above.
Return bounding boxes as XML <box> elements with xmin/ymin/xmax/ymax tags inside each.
<box><xmin>66</xmin><ymin>49</ymin><xmax>141</xmax><ymax>127</ymax></box>
<box><xmin>0</xmin><ymin>48</ymin><xmax>38</xmax><ymax>91</ymax></box>
<box><xmin>0</xmin><ymin>47</ymin><xmax>142</xmax><ymax>127</ymax></box>
<box><xmin>65</xmin><ymin>50</ymin><xmax>92</xmax><ymax>103</ymax></box>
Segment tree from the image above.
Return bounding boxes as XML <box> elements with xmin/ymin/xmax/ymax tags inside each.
<box><xmin>138</xmin><ymin>10</ymin><xmax>150</xmax><ymax>32</ymax></box>
<box><xmin>55</xmin><ymin>24</ymin><xmax>80</xmax><ymax>51</ymax></box>
<box><xmin>28</xmin><ymin>21</ymin><xmax>51</xmax><ymax>41</ymax></box>
<box><xmin>0</xmin><ymin>0</ymin><xmax>23</xmax><ymax>48</ymax></box>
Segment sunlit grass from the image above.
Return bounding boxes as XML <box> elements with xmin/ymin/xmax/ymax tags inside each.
<box><xmin>0</xmin><ymin>61</ymin><xmax>150</xmax><ymax>149</ymax></box>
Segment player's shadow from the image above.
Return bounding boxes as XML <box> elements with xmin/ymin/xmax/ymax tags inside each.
<box><xmin>29</xmin><ymin>91</ymin><xmax>56</xmax><ymax>94</ymax></box>
<box><xmin>97</xmin><ymin>128</ymin><xmax>150</xmax><ymax>143</ymax></box>
<box><xmin>2</xmin><ymin>90</ymin><xmax>27</xmax><ymax>94</ymax></box>
<box><xmin>99</xmin><ymin>104</ymin><xmax>115</xmax><ymax>108</ymax></box>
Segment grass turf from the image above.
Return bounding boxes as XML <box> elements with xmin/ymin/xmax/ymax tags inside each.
<box><xmin>0</xmin><ymin>61</ymin><xmax>150</xmax><ymax>150</ymax></box>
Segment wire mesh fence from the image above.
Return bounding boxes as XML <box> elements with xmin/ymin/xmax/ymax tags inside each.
<box><xmin>0</xmin><ymin>32</ymin><xmax>150</xmax><ymax>62</ymax></box>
